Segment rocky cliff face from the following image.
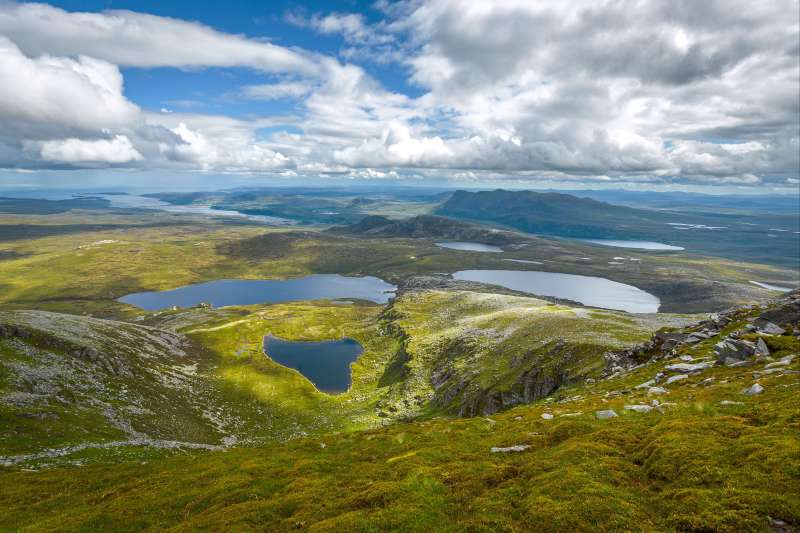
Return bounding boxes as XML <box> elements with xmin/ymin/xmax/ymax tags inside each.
<box><xmin>372</xmin><ymin>290</ymin><xmax>662</xmax><ymax>418</ymax></box>
<box><xmin>416</xmin><ymin>290</ymin><xmax>797</xmax><ymax>418</ymax></box>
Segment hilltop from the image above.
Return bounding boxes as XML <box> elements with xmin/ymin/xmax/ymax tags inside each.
<box><xmin>328</xmin><ymin>214</ymin><xmax>525</xmax><ymax>245</ymax></box>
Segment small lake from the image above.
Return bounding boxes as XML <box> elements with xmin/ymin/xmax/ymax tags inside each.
<box><xmin>452</xmin><ymin>269</ymin><xmax>660</xmax><ymax>313</ymax></box>
<box><xmin>436</xmin><ymin>242</ymin><xmax>504</xmax><ymax>253</ymax></box>
<box><xmin>119</xmin><ymin>275</ymin><xmax>397</xmax><ymax>310</ymax></box>
<box><xmin>264</xmin><ymin>335</ymin><xmax>363</xmax><ymax>394</ymax></box>
<box><xmin>750</xmin><ymin>281</ymin><xmax>794</xmax><ymax>292</ymax></box>
<box><xmin>582</xmin><ymin>239</ymin><xmax>684</xmax><ymax>251</ymax></box>
<box><xmin>503</xmin><ymin>258</ymin><xmax>544</xmax><ymax>265</ymax></box>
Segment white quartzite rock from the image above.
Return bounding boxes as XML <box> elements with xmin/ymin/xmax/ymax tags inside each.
<box><xmin>665</xmin><ymin>362</ymin><xmax>713</xmax><ymax>373</ymax></box>
<box><xmin>595</xmin><ymin>409</ymin><xmax>618</xmax><ymax>420</ymax></box>
<box><xmin>624</xmin><ymin>404</ymin><xmax>654</xmax><ymax>414</ymax></box>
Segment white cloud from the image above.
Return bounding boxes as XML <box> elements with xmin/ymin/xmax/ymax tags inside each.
<box><xmin>149</xmin><ymin>118</ymin><xmax>293</xmax><ymax>173</ymax></box>
<box><xmin>0</xmin><ymin>0</ymin><xmax>797</xmax><ymax>188</ymax></box>
<box><xmin>0</xmin><ymin>36</ymin><xmax>139</xmax><ymax>131</ymax></box>
<box><xmin>0</xmin><ymin>2</ymin><xmax>318</xmax><ymax>75</ymax></box>
<box><xmin>32</xmin><ymin>135</ymin><xmax>142</xmax><ymax>164</ymax></box>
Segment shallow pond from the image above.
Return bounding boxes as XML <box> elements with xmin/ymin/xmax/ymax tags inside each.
<box><xmin>263</xmin><ymin>335</ymin><xmax>363</xmax><ymax>394</ymax></box>
<box><xmin>452</xmin><ymin>269</ymin><xmax>660</xmax><ymax>313</ymax></box>
<box><xmin>436</xmin><ymin>241</ymin><xmax>504</xmax><ymax>253</ymax></box>
<box><xmin>750</xmin><ymin>280</ymin><xmax>794</xmax><ymax>292</ymax></box>
<box><xmin>582</xmin><ymin>239</ymin><xmax>684</xmax><ymax>251</ymax></box>
<box><xmin>119</xmin><ymin>275</ymin><xmax>397</xmax><ymax>310</ymax></box>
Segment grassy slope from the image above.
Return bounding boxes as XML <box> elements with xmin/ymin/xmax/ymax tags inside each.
<box><xmin>1</xmin><ymin>290</ymin><xmax>684</xmax><ymax>466</ymax></box>
<box><xmin>1</xmin><ymin>321</ymin><xmax>797</xmax><ymax>531</ymax></box>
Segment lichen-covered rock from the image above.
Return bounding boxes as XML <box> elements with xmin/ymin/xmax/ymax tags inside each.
<box><xmin>754</xmin><ymin>320</ymin><xmax>786</xmax><ymax>336</ymax></box>
<box><xmin>714</xmin><ymin>339</ymin><xmax>756</xmax><ymax>364</ymax></box>
<box><xmin>755</xmin><ymin>337</ymin><xmax>770</xmax><ymax>357</ymax></box>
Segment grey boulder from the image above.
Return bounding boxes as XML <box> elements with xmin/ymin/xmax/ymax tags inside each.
<box><xmin>754</xmin><ymin>319</ymin><xmax>786</xmax><ymax>336</ymax></box>
<box><xmin>714</xmin><ymin>339</ymin><xmax>756</xmax><ymax>364</ymax></box>
<box><xmin>741</xmin><ymin>383</ymin><xmax>764</xmax><ymax>396</ymax></box>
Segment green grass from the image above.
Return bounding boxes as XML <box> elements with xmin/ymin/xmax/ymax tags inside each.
<box><xmin>1</xmin><ymin>289</ymin><xmax>678</xmax><ymax>464</ymax></box>
<box><xmin>1</xmin><ymin>337</ymin><xmax>797</xmax><ymax>531</ymax></box>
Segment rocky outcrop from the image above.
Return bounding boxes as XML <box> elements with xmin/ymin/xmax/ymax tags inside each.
<box><xmin>714</xmin><ymin>339</ymin><xmax>756</xmax><ymax>365</ymax></box>
<box><xmin>431</xmin><ymin>339</ymin><xmax>581</xmax><ymax>417</ymax></box>
<box><xmin>603</xmin><ymin>289</ymin><xmax>799</xmax><ymax>375</ymax></box>
<box><xmin>1</xmin><ymin>321</ymin><xmax>132</xmax><ymax>377</ymax></box>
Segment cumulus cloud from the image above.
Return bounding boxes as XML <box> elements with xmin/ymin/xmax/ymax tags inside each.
<box><xmin>328</xmin><ymin>0</ymin><xmax>798</xmax><ymax>186</ymax></box>
<box><xmin>148</xmin><ymin>117</ymin><xmax>294</xmax><ymax>173</ymax></box>
<box><xmin>0</xmin><ymin>2</ymin><xmax>318</xmax><ymax>75</ymax></box>
<box><xmin>0</xmin><ymin>0</ymin><xmax>797</xmax><ymax>188</ymax></box>
<box><xmin>32</xmin><ymin>135</ymin><xmax>143</xmax><ymax>164</ymax></box>
<box><xmin>0</xmin><ymin>36</ymin><xmax>139</xmax><ymax>132</ymax></box>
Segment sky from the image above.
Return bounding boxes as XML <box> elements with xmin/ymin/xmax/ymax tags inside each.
<box><xmin>0</xmin><ymin>0</ymin><xmax>798</xmax><ymax>193</ymax></box>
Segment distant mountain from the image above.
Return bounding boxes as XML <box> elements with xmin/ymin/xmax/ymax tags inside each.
<box><xmin>538</xmin><ymin>188</ymin><xmax>800</xmax><ymax>215</ymax></box>
<box><xmin>436</xmin><ymin>189</ymin><xmax>800</xmax><ymax>268</ymax></box>
<box><xmin>329</xmin><ymin>214</ymin><xmax>525</xmax><ymax>245</ymax></box>
<box><xmin>436</xmin><ymin>189</ymin><xmax>670</xmax><ymax>239</ymax></box>
<box><xmin>0</xmin><ymin>196</ymin><xmax>110</xmax><ymax>215</ymax></box>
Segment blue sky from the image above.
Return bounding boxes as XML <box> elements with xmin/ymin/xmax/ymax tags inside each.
<box><xmin>0</xmin><ymin>0</ymin><xmax>798</xmax><ymax>193</ymax></box>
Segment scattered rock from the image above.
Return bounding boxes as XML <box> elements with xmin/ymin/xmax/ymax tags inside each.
<box><xmin>491</xmin><ymin>445</ymin><xmax>530</xmax><ymax>453</ymax></box>
<box><xmin>540</xmin><ymin>413</ymin><xmax>553</xmax><ymax>420</ymax></box>
<box><xmin>768</xmin><ymin>516</ymin><xmax>793</xmax><ymax>533</ymax></box>
<box><xmin>655</xmin><ymin>331</ymin><xmax>688</xmax><ymax>351</ymax></box>
<box><xmin>720</xmin><ymin>400</ymin><xmax>744</xmax><ymax>406</ymax></box>
<box><xmin>665</xmin><ymin>362</ymin><xmax>713</xmax><ymax>373</ymax></box>
<box><xmin>755</xmin><ymin>337</ymin><xmax>771</xmax><ymax>357</ymax></box>
<box><xmin>741</xmin><ymin>383</ymin><xmax>764</xmax><ymax>396</ymax></box>
<box><xmin>648</xmin><ymin>386</ymin><xmax>668</xmax><ymax>395</ymax></box>
<box><xmin>714</xmin><ymin>339</ymin><xmax>756</xmax><ymax>364</ymax></box>
<box><xmin>755</xmin><ymin>320</ymin><xmax>786</xmax><ymax>336</ymax></box>
<box><xmin>678</xmin><ymin>355</ymin><xmax>694</xmax><ymax>362</ymax></box>
<box><xmin>665</xmin><ymin>374</ymin><xmax>688</xmax><ymax>385</ymax></box>
<box><xmin>765</xmin><ymin>355</ymin><xmax>796</xmax><ymax>369</ymax></box>
<box><xmin>624</xmin><ymin>404</ymin><xmax>653</xmax><ymax>414</ymax></box>
<box><xmin>757</xmin><ymin>298</ymin><xmax>799</xmax><ymax>327</ymax></box>
<box><xmin>753</xmin><ymin>368</ymin><xmax>785</xmax><ymax>378</ymax></box>
<box><xmin>635</xmin><ymin>380</ymin><xmax>655</xmax><ymax>389</ymax></box>
<box><xmin>595</xmin><ymin>409</ymin><xmax>618</xmax><ymax>420</ymax></box>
